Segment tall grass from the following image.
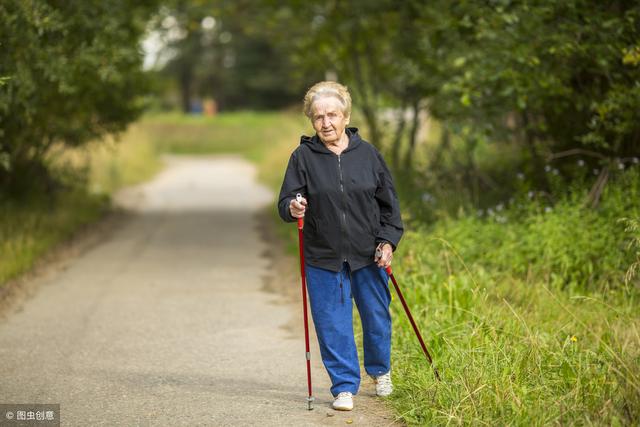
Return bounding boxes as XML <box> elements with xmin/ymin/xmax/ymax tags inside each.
<box><xmin>387</xmin><ymin>168</ymin><xmax>640</xmax><ymax>425</ymax></box>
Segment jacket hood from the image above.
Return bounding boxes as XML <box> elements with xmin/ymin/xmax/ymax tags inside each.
<box><xmin>300</xmin><ymin>127</ymin><xmax>363</xmax><ymax>154</ymax></box>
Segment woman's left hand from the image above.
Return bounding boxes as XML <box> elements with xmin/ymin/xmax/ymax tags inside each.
<box><xmin>375</xmin><ymin>242</ymin><xmax>393</xmax><ymax>268</ymax></box>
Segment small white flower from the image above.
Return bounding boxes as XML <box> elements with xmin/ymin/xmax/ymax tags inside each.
<box><xmin>633</xmin><ymin>157</ymin><xmax>639</xmax><ymax>164</ymax></box>
<box><xmin>552</xmin><ymin>168</ymin><xmax>559</xmax><ymax>175</ymax></box>
<box><xmin>495</xmin><ymin>215</ymin><xmax>507</xmax><ymax>224</ymax></box>
<box><xmin>577</xmin><ymin>159</ymin><xmax>585</xmax><ymax>167</ymax></box>
<box><xmin>496</xmin><ymin>203</ymin><xmax>504</xmax><ymax>211</ymax></box>
<box><xmin>477</xmin><ymin>209</ymin><xmax>484</xmax><ymax>217</ymax></box>
<box><xmin>528</xmin><ymin>191</ymin><xmax>535</xmax><ymax>199</ymax></box>
<box><xmin>545</xmin><ymin>206</ymin><xmax>553</xmax><ymax>213</ymax></box>
<box><xmin>544</xmin><ymin>165</ymin><xmax>552</xmax><ymax>173</ymax></box>
<box><xmin>517</xmin><ymin>173</ymin><xmax>525</xmax><ymax>180</ymax></box>
<box><xmin>487</xmin><ymin>208</ymin><xmax>495</xmax><ymax>217</ymax></box>
<box><xmin>618</xmin><ymin>163</ymin><xmax>625</xmax><ymax>170</ymax></box>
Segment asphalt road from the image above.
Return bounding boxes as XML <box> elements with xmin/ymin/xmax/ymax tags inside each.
<box><xmin>0</xmin><ymin>156</ymin><xmax>397</xmax><ymax>426</ymax></box>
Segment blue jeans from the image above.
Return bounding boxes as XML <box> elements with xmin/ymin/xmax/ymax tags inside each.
<box><xmin>305</xmin><ymin>261</ymin><xmax>392</xmax><ymax>397</ymax></box>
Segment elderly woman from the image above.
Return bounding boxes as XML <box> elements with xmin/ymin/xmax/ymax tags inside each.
<box><xmin>277</xmin><ymin>81</ymin><xmax>403</xmax><ymax>411</ymax></box>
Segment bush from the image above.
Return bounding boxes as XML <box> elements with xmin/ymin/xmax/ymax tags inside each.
<box><xmin>0</xmin><ymin>0</ymin><xmax>159</xmax><ymax>195</ymax></box>
<box><xmin>403</xmin><ymin>167</ymin><xmax>640</xmax><ymax>292</ymax></box>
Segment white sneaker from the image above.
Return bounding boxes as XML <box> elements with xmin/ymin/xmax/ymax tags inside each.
<box><xmin>372</xmin><ymin>372</ymin><xmax>393</xmax><ymax>397</ymax></box>
<box><xmin>332</xmin><ymin>392</ymin><xmax>354</xmax><ymax>411</ymax></box>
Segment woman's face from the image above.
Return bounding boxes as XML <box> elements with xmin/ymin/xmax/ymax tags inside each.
<box><xmin>310</xmin><ymin>96</ymin><xmax>350</xmax><ymax>145</ymax></box>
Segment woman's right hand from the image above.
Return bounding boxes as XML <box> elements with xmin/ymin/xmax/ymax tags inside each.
<box><xmin>289</xmin><ymin>197</ymin><xmax>307</xmax><ymax>218</ymax></box>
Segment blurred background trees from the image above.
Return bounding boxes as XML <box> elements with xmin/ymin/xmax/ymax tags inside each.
<box><xmin>250</xmin><ymin>0</ymin><xmax>640</xmax><ymax>214</ymax></box>
<box><xmin>2</xmin><ymin>0</ymin><xmax>639</xmax><ymax>210</ymax></box>
<box><xmin>146</xmin><ymin>0</ymin><xmax>318</xmax><ymax>112</ymax></box>
<box><xmin>0</xmin><ymin>0</ymin><xmax>159</xmax><ymax>196</ymax></box>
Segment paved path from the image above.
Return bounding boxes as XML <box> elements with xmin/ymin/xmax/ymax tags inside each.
<box><xmin>0</xmin><ymin>156</ymin><xmax>397</xmax><ymax>426</ymax></box>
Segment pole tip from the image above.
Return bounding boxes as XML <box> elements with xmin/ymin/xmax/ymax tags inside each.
<box><xmin>434</xmin><ymin>368</ymin><xmax>441</xmax><ymax>381</ymax></box>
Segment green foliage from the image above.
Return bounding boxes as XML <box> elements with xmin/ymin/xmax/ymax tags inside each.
<box><xmin>387</xmin><ymin>266</ymin><xmax>639</xmax><ymax>424</ymax></box>
<box><xmin>388</xmin><ymin>169</ymin><xmax>640</xmax><ymax>424</ymax></box>
<box><xmin>255</xmin><ymin>0</ymin><xmax>640</xmax><ymax>201</ymax></box>
<box><xmin>148</xmin><ymin>1</ymin><xmax>317</xmax><ymax>112</ymax></box>
<box><xmin>405</xmin><ymin>167</ymin><xmax>640</xmax><ymax>292</ymax></box>
<box><xmin>0</xmin><ymin>117</ymin><xmax>164</xmax><ymax>287</ymax></box>
<box><xmin>620</xmin><ymin>216</ymin><xmax>640</xmax><ymax>286</ymax></box>
<box><xmin>0</xmin><ymin>0</ymin><xmax>159</xmax><ymax>195</ymax></box>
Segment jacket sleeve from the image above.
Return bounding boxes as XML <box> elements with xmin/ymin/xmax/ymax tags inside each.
<box><xmin>374</xmin><ymin>151</ymin><xmax>404</xmax><ymax>250</ymax></box>
<box><xmin>277</xmin><ymin>150</ymin><xmax>306</xmax><ymax>223</ymax></box>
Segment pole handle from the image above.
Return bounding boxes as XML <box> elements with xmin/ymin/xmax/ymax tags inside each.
<box><xmin>296</xmin><ymin>193</ymin><xmax>305</xmax><ymax>230</ymax></box>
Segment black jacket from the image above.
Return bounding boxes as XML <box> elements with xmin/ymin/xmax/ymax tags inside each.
<box><xmin>277</xmin><ymin>127</ymin><xmax>404</xmax><ymax>272</ymax></box>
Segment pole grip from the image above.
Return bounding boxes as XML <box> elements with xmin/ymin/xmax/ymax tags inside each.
<box><xmin>296</xmin><ymin>193</ymin><xmax>305</xmax><ymax>231</ymax></box>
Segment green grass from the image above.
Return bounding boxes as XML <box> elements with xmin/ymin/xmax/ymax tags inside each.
<box><xmin>143</xmin><ymin>110</ymin><xmax>308</xmax><ymax>165</ymax></box>
<box><xmin>0</xmin><ymin>190</ymin><xmax>109</xmax><ymax>284</ymax></box>
<box><xmin>0</xmin><ymin>121</ymin><xmax>163</xmax><ymax>286</ymax></box>
<box><xmin>386</xmin><ymin>169</ymin><xmax>640</xmax><ymax>425</ymax></box>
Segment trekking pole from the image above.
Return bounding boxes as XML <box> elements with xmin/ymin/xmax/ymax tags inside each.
<box><xmin>295</xmin><ymin>193</ymin><xmax>315</xmax><ymax>410</ymax></box>
<box><xmin>384</xmin><ymin>264</ymin><xmax>441</xmax><ymax>381</ymax></box>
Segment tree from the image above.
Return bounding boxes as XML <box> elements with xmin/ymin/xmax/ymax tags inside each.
<box><xmin>151</xmin><ymin>0</ymin><xmax>314</xmax><ymax>112</ymax></box>
<box><xmin>0</xmin><ymin>0</ymin><xmax>159</xmax><ymax>195</ymax></box>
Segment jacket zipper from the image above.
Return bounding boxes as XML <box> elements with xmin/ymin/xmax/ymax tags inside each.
<box><xmin>337</xmin><ymin>154</ymin><xmax>348</xmax><ymax>264</ymax></box>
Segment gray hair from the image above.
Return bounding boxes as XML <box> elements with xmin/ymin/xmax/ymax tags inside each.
<box><xmin>303</xmin><ymin>81</ymin><xmax>352</xmax><ymax>119</ymax></box>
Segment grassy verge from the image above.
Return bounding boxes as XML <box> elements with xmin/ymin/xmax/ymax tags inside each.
<box><xmin>388</xmin><ymin>169</ymin><xmax>640</xmax><ymax>425</ymax></box>
<box><xmin>143</xmin><ymin>110</ymin><xmax>307</xmax><ymax>165</ymax></box>
<box><xmin>0</xmin><ymin>121</ymin><xmax>162</xmax><ymax>286</ymax></box>
<box><xmin>0</xmin><ymin>190</ymin><xmax>109</xmax><ymax>285</ymax></box>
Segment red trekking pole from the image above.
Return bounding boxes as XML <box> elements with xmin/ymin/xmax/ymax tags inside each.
<box><xmin>295</xmin><ymin>193</ymin><xmax>315</xmax><ymax>410</ymax></box>
<box><xmin>384</xmin><ymin>263</ymin><xmax>441</xmax><ymax>381</ymax></box>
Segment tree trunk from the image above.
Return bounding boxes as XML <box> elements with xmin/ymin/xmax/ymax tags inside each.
<box><xmin>391</xmin><ymin>99</ymin><xmax>408</xmax><ymax>170</ymax></box>
<box><xmin>522</xmin><ymin>111</ymin><xmax>550</xmax><ymax>192</ymax></box>
<box><xmin>348</xmin><ymin>25</ymin><xmax>381</xmax><ymax>148</ymax></box>
<box><xmin>403</xmin><ymin>99</ymin><xmax>421</xmax><ymax>169</ymax></box>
